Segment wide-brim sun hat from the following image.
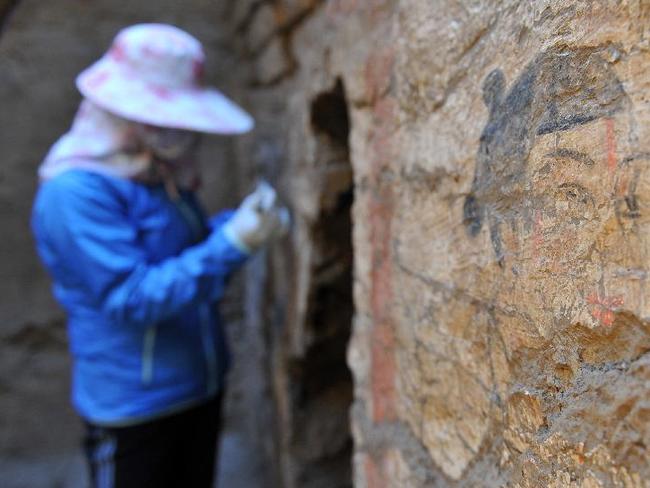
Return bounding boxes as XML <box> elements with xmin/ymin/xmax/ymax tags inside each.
<box><xmin>76</xmin><ymin>23</ymin><xmax>254</xmax><ymax>135</ymax></box>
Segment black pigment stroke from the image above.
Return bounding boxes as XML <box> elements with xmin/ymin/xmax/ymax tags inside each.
<box><xmin>463</xmin><ymin>46</ymin><xmax>629</xmax><ymax>266</ymax></box>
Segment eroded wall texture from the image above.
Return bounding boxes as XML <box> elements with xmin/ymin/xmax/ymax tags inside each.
<box><xmin>224</xmin><ymin>1</ymin><xmax>650</xmax><ymax>486</ymax></box>
<box><xmin>5</xmin><ymin>1</ymin><xmax>650</xmax><ymax>487</ymax></box>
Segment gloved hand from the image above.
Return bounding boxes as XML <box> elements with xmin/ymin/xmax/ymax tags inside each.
<box><xmin>222</xmin><ymin>181</ymin><xmax>290</xmax><ymax>253</ymax></box>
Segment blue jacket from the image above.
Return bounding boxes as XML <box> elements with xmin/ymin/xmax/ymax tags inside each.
<box><xmin>31</xmin><ymin>169</ymin><xmax>248</xmax><ymax>426</ymax></box>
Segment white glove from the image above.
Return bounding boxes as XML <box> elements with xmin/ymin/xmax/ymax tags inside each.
<box><xmin>222</xmin><ymin>182</ymin><xmax>290</xmax><ymax>253</ymax></box>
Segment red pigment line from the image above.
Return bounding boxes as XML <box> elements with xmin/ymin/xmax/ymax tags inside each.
<box><xmin>587</xmin><ymin>292</ymin><xmax>624</xmax><ymax>327</ymax></box>
<box><xmin>602</xmin><ymin>310</ymin><xmax>615</xmax><ymax>327</ymax></box>
<box><xmin>365</xmin><ymin>454</ymin><xmax>386</xmax><ymax>488</ymax></box>
<box><xmin>369</xmin><ymin>189</ymin><xmax>397</xmax><ymax>423</ymax></box>
<box><xmin>605</xmin><ymin>118</ymin><xmax>617</xmax><ymax>176</ymax></box>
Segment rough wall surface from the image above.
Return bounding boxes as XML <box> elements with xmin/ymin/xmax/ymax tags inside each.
<box><xmin>227</xmin><ymin>1</ymin><xmax>650</xmax><ymax>486</ymax></box>
<box><xmin>4</xmin><ymin>1</ymin><xmax>650</xmax><ymax>487</ymax></box>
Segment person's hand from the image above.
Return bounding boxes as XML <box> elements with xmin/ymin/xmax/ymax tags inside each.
<box><xmin>222</xmin><ymin>182</ymin><xmax>290</xmax><ymax>253</ymax></box>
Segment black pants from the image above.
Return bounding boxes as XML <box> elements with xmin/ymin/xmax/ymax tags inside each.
<box><xmin>83</xmin><ymin>395</ymin><xmax>223</xmax><ymax>488</ymax></box>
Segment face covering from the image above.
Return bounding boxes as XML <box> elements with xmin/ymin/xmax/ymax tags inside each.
<box><xmin>38</xmin><ymin>99</ymin><xmax>202</xmax><ymax>191</ymax></box>
<box><xmin>138</xmin><ymin>126</ymin><xmax>202</xmax><ymax>161</ymax></box>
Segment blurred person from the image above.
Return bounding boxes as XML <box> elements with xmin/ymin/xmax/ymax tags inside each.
<box><xmin>31</xmin><ymin>24</ymin><xmax>288</xmax><ymax>488</ymax></box>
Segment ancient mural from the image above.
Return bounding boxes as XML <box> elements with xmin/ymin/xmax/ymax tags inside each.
<box><xmin>464</xmin><ymin>45</ymin><xmax>634</xmax><ymax>267</ymax></box>
<box><xmin>391</xmin><ymin>40</ymin><xmax>650</xmax><ymax>484</ymax></box>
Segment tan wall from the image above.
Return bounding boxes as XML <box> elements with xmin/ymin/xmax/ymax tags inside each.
<box><xmin>229</xmin><ymin>0</ymin><xmax>650</xmax><ymax>486</ymax></box>
<box><xmin>6</xmin><ymin>1</ymin><xmax>650</xmax><ymax>486</ymax></box>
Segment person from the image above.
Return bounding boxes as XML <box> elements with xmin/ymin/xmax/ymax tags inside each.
<box><xmin>31</xmin><ymin>24</ymin><xmax>288</xmax><ymax>488</ymax></box>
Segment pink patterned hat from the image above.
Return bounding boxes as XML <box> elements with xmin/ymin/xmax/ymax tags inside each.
<box><xmin>76</xmin><ymin>23</ymin><xmax>254</xmax><ymax>134</ymax></box>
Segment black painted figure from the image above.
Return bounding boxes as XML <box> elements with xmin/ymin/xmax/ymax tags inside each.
<box><xmin>463</xmin><ymin>46</ymin><xmax>629</xmax><ymax>266</ymax></box>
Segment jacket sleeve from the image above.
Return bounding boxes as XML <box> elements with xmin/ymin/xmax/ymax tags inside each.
<box><xmin>209</xmin><ymin>209</ymin><xmax>236</xmax><ymax>231</ymax></box>
<box><xmin>32</xmin><ymin>172</ymin><xmax>249</xmax><ymax>328</ymax></box>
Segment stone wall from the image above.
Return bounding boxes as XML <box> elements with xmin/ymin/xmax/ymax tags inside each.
<box><xmin>222</xmin><ymin>2</ymin><xmax>358</xmax><ymax>486</ymax></box>
<box><xmin>227</xmin><ymin>1</ymin><xmax>650</xmax><ymax>486</ymax></box>
<box><xmin>5</xmin><ymin>1</ymin><xmax>650</xmax><ymax>486</ymax></box>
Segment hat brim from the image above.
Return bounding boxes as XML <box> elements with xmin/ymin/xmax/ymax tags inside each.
<box><xmin>76</xmin><ymin>58</ymin><xmax>254</xmax><ymax>135</ymax></box>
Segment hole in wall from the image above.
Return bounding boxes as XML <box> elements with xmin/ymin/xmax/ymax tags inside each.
<box><xmin>290</xmin><ymin>77</ymin><xmax>354</xmax><ymax>487</ymax></box>
<box><xmin>310</xmin><ymin>78</ymin><xmax>351</xmax><ymax>149</ymax></box>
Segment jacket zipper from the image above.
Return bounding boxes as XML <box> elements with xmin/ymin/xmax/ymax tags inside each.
<box><xmin>141</xmin><ymin>325</ymin><xmax>157</xmax><ymax>386</ymax></box>
<box><xmin>200</xmin><ymin>304</ymin><xmax>218</xmax><ymax>395</ymax></box>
